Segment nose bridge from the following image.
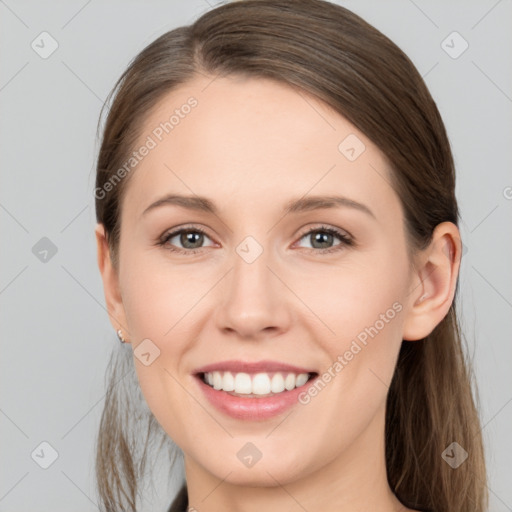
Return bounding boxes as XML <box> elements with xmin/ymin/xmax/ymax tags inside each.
<box><xmin>215</xmin><ymin>234</ymin><xmax>290</xmax><ymax>337</ymax></box>
<box><xmin>230</xmin><ymin>236</ymin><xmax>275</xmax><ymax>310</ymax></box>
<box><xmin>232</xmin><ymin>238</ymin><xmax>271</xmax><ymax>295</ymax></box>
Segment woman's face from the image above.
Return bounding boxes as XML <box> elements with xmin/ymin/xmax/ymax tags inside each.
<box><xmin>103</xmin><ymin>74</ymin><xmax>422</xmax><ymax>487</ymax></box>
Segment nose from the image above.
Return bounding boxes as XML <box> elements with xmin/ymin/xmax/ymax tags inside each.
<box><xmin>214</xmin><ymin>242</ymin><xmax>292</xmax><ymax>340</ymax></box>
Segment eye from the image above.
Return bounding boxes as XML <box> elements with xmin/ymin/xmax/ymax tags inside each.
<box><xmin>157</xmin><ymin>224</ymin><xmax>354</xmax><ymax>256</ymax></box>
<box><xmin>294</xmin><ymin>225</ymin><xmax>354</xmax><ymax>254</ymax></box>
<box><xmin>158</xmin><ymin>226</ymin><xmax>216</xmax><ymax>254</ymax></box>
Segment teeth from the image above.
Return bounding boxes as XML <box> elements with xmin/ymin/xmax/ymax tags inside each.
<box><xmin>285</xmin><ymin>373</ymin><xmax>295</xmax><ymax>391</ymax></box>
<box><xmin>296</xmin><ymin>373</ymin><xmax>309</xmax><ymax>387</ymax></box>
<box><xmin>203</xmin><ymin>371</ymin><xmax>312</xmax><ymax>395</ymax></box>
<box><xmin>213</xmin><ymin>372</ymin><xmax>222</xmax><ymax>390</ymax></box>
<box><xmin>222</xmin><ymin>371</ymin><xmax>234</xmax><ymax>391</ymax></box>
<box><xmin>252</xmin><ymin>373</ymin><xmax>271</xmax><ymax>394</ymax></box>
<box><xmin>234</xmin><ymin>372</ymin><xmax>252</xmax><ymax>394</ymax></box>
<box><xmin>271</xmin><ymin>373</ymin><xmax>285</xmax><ymax>393</ymax></box>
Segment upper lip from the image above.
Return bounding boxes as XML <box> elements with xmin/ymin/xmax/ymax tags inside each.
<box><xmin>193</xmin><ymin>360</ymin><xmax>317</xmax><ymax>375</ymax></box>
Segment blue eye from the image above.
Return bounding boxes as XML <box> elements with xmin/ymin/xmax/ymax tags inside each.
<box><xmin>158</xmin><ymin>224</ymin><xmax>353</xmax><ymax>255</ymax></box>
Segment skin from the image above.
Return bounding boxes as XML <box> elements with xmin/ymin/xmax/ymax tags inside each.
<box><xmin>96</xmin><ymin>74</ymin><xmax>461</xmax><ymax>512</ymax></box>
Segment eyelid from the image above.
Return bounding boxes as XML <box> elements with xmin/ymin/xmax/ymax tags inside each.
<box><xmin>158</xmin><ymin>224</ymin><xmax>216</xmax><ymax>251</ymax></box>
<box><xmin>292</xmin><ymin>223</ymin><xmax>354</xmax><ymax>253</ymax></box>
<box><xmin>295</xmin><ymin>223</ymin><xmax>353</xmax><ymax>242</ymax></box>
<box><xmin>158</xmin><ymin>223</ymin><xmax>354</xmax><ymax>254</ymax></box>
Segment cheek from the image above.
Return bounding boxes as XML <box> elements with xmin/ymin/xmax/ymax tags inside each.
<box><xmin>293</xmin><ymin>276</ymin><xmax>405</xmax><ymax>456</ymax></box>
<box><xmin>118</xmin><ymin>250</ymin><xmax>211</xmax><ymax>413</ymax></box>
<box><xmin>299</xmin><ymin>248</ymin><xmax>408</xmax><ymax>402</ymax></box>
<box><xmin>122</xmin><ymin>253</ymin><xmax>205</xmax><ymax>441</ymax></box>
<box><xmin>293</xmin><ymin>248</ymin><xmax>407</xmax><ymax>340</ymax></box>
<box><xmin>119</xmin><ymin>248</ymin><xmax>209</xmax><ymax>341</ymax></box>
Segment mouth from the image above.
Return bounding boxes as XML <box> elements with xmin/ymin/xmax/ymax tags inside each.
<box><xmin>193</xmin><ymin>359</ymin><xmax>319</xmax><ymax>397</ymax></box>
<box><xmin>192</xmin><ymin>361</ymin><xmax>320</xmax><ymax>420</ymax></box>
<box><xmin>195</xmin><ymin>370</ymin><xmax>319</xmax><ymax>398</ymax></box>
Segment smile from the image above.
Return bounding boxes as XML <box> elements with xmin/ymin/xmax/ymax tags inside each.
<box><xmin>192</xmin><ymin>360</ymin><xmax>320</xmax><ymax>420</ymax></box>
<box><xmin>201</xmin><ymin>370</ymin><xmax>315</xmax><ymax>397</ymax></box>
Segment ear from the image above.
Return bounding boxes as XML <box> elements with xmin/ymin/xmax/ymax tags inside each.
<box><xmin>402</xmin><ymin>221</ymin><xmax>462</xmax><ymax>341</ymax></box>
<box><xmin>95</xmin><ymin>223</ymin><xmax>130</xmax><ymax>342</ymax></box>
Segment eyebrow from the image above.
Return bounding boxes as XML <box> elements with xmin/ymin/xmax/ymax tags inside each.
<box><xmin>141</xmin><ymin>194</ymin><xmax>375</xmax><ymax>219</ymax></box>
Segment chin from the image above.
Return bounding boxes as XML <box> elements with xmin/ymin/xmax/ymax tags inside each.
<box><xmin>198</xmin><ymin>451</ymin><xmax>311</xmax><ymax>487</ymax></box>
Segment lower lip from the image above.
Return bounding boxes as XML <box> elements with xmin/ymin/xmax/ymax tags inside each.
<box><xmin>194</xmin><ymin>374</ymin><xmax>318</xmax><ymax>421</ymax></box>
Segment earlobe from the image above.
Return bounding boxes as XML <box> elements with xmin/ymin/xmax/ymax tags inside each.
<box><xmin>402</xmin><ymin>222</ymin><xmax>462</xmax><ymax>341</ymax></box>
<box><xmin>95</xmin><ymin>223</ymin><xmax>130</xmax><ymax>342</ymax></box>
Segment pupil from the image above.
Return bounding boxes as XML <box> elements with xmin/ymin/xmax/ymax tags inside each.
<box><xmin>312</xmin><ymin>232</ymin><xmax>332</xmax><ymax>249</ymax></box>
<box><xmin>181</xmin><ymin>231</ymin><xmax>203</xmax><ymax>249</ymax></box>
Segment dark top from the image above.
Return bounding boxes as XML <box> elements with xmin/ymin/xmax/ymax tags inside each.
<box><xmin>167</xmin><ymin>483</ymin><xmax>188</xmax><ymax>512</ymax></box>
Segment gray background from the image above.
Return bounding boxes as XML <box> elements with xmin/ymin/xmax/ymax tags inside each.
<box><xmin>1</xmin><ymin>0</ymin><xmax>511</xmax><ymax>510</ymax></box>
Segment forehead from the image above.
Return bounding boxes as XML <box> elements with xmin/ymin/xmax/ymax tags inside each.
<box><xmin>122</xmin><ymin>74</ymin><xmax>401</xmax><ymax>225</ymax></box>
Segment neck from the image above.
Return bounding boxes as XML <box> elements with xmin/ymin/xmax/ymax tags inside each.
<box><xmin>183</xmin><ymin>404</ymin><xmax>410</xmax><ymax>512</ymax></box>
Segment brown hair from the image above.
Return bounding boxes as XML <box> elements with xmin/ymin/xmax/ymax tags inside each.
<box><xmin>94</xmin><ymin>1</ymin><xmax>488</xmax><ymax>511</ymax></box>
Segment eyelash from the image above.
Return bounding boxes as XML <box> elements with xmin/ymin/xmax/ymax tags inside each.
<box><xmin>157</xmin><ymin>224</ymin><xmax>354</xmax><ymax>255</ymax></box>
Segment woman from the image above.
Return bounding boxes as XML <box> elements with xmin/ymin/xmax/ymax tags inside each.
<box><xmin>93</xmin><ymin>1</ymin><xmax>488</xmax><ymax>511</ymax></box>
